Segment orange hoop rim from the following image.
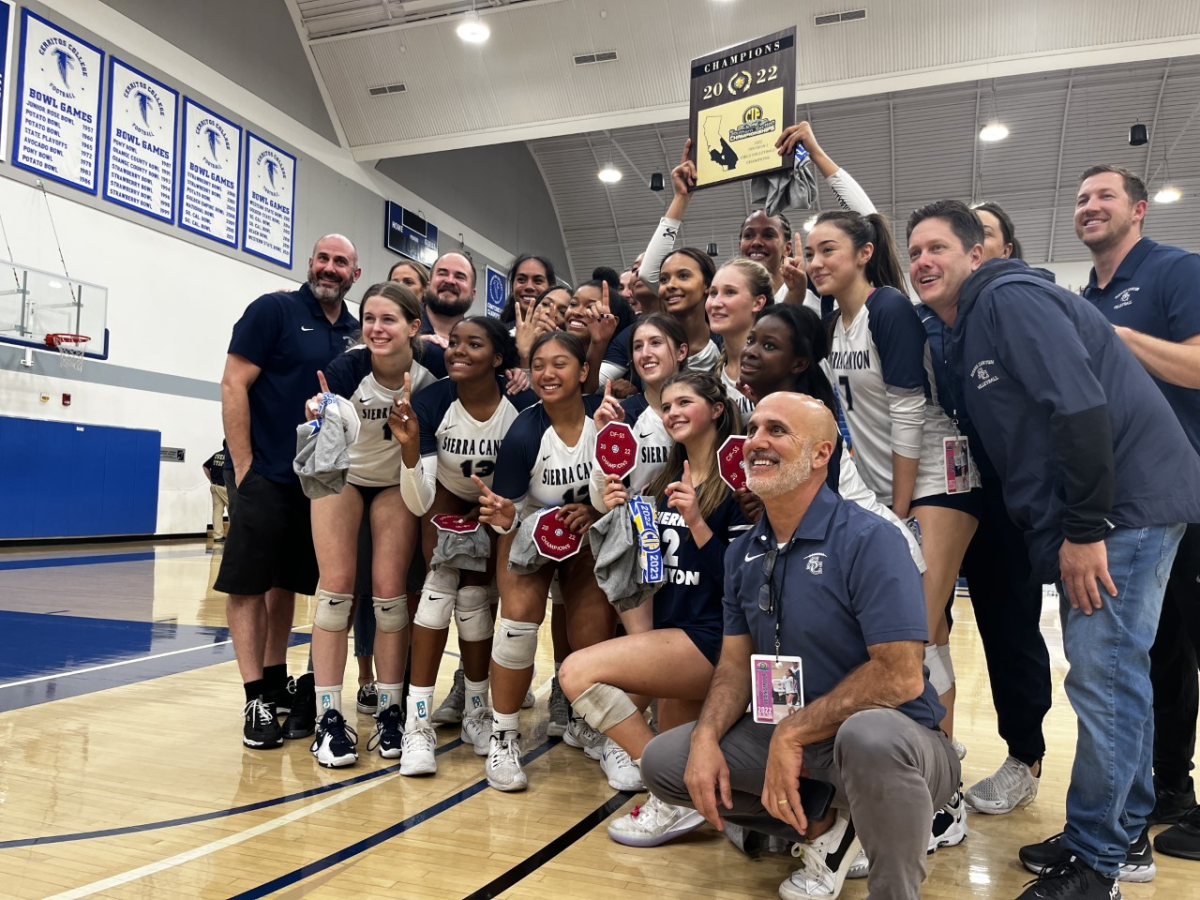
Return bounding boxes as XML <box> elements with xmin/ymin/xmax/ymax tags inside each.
<box><xmin>45</xmin><ymin>333</ymin><xmax>92</xmax><ymax>348</ymax></box>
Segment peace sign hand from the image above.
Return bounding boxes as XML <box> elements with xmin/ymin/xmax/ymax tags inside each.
<box><xmin>472</xmin><ymin>475</ymin><xmax>516</xmax><ymax>532</ymax></box>
<box><xmin>780</xmin><ymin>233</ymin><xmax>807</xmax><ymax>296</ymax></box>
<box><xmin>514</xmin><ymin>296</ymin><xmax>540</xmax><ymax>368</ymax></box>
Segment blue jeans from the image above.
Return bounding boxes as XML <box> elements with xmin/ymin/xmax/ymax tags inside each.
<box><xmin>1060</xmin><ymin>523</ymin><xmax>1185</xmax><ymax>875</ymax></box>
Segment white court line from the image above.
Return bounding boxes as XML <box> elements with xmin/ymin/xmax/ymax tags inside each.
<box><xmin>0</xmin><ymin>626</ymin><xmax>313</xmax><ymax>690</ymax></box>
<box><xmin>40</xmin><ymin>775</ymin><xmax>388</xmax><ymax>900</ymax></box>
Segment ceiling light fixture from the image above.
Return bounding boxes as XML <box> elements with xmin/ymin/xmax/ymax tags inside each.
<box><xmin>979</xmin><ymin>121</ymin><xmax>1009</xmax><ymax>143</ymax></box>
<box><xmin>803</xmin><ymin>215</ymin><xmax>818</xmax><ymax>231</ymax></box>
<box><xmin>598</xmin><ymin>165</ymin><xmax>622</xmax><ymax>184</ymax></box>
<box><xmin>1155</xmin><ymin>185</ymin><xmax>1182</xmax><ymax>203</ymax></box>
<box><xmin>456</xmin><ymin>9</ymin><xmax>490</xmax><ymax>43</ymax></box>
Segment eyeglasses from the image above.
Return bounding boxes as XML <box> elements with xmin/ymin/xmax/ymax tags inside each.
<box><xmin>757</xmin><ymin>548</ymin><xmax>779</xmax><ymax>613</ymax></box>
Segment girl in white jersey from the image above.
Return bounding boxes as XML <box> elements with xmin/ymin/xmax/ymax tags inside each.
<box><xmin>304</xmin><ymin>281</ymin><xmax>443</xmax><ymax>769</ymax></box>
<box><xmin>809</xmin><ymin>209</ymin><xmax>979</xmax><ymax>740</ymax></box>
<box><xmin>475</xmin><ymin>332</ymin><xmax>614</xmax><ymax>792</ymax></box>
<box><xmin>393</xmin><ymin>318</ymin><xmax>535</xmax><ymax>776</ymax></box>
<box><xmin>707</xmin><ymin>258</ymin><xmax>772</xmax><ymax>421</ymax></box>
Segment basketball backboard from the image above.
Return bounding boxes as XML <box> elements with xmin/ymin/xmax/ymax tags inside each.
<box><xmin>0</xmin><ymin>260</ymin><xmax>109</xmax><ymax>359</ymax></box>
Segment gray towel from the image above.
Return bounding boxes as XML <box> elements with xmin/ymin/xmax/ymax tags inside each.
<box><xmin>749</xmin><ymin>146</ymin><xmax>818</xmax><ymax>217</ymax></box>
<box><xmin>507</xmin><ymin>512</ymin><xmax>549</xmax><ymax>574</ymax></box>
<box><xmin>293</xmin><ymin>394</ymin><xmax>361</xmax><ymax>499</ymax></box>
<box><xmin>432</xmin><ymin>526</ymin><xmax>490</xmax><ymax>572</ymax></box>
<box><xmin>588</xmin><ymin>507</ymin><xmax>661</xmax><ymax>612</ymax></box>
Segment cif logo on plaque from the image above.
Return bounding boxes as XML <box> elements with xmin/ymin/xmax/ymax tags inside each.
<box><xmin>688</xmin><ymin>27</ymin><xmax>796</xmax><ymax>189</ymax></box>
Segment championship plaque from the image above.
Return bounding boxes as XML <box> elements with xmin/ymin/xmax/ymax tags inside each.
<box><xmin>717</xmin><ymin>435</ymin><xmax>749</xmax><ymax>492</ymax></box>
<box><xmin>532</xmin><ymin>507</ymin><xmax>583</xmax><ymax>562</ymax></box>
<box><xmin>432</xmin><ymin>514</ymin><xmax>480</xmax><ymax>534</ymax></box>
<box><xmin>595</xmin><ymin>422</ymin><xmax>639</xmax><ymax>478</ymax></box>
<box><xmin>688</xmin><ymin>27</ymin><xmax>797</xmax><ymax>190</ymax></box>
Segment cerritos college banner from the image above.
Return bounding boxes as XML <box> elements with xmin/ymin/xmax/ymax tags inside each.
<box><xmin>12</xmin><ymin>9</ymin><xmax>104</xmax><ymax>192</ymax></box>
<box><xmin>0</xmin><ymin>0</ymin><xmax>13</xmax><ymax>162</ymax></box>
<box><xmin>180</xmin><ymin>98</ymin><xmax>241</xmax><ymax>247</ymax></box>
<box><xmin>243</xmin><ymin>131</ymin><xmax>296</xmax><ymax>268</ymax></box>
<box><xmin>103</xmin><ymin>58</ymin><xmax>178</xmax><ymax>222</ymax></box>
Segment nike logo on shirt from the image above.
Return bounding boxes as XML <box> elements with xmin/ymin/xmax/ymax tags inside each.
<box><xmin>301</xmin><ymin>326</ymin><xmax>314</xmax><ymax>332</ymax></box>
<box><xmin>744</xmin><ymin>551</ymin><xmax>765</xmax><ymax>562</ymax></box>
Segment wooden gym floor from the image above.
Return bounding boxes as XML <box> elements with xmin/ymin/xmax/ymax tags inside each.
<box><xmin>1</xmin><ymin>540</ymin><xmax>1197</xmax><ymax>900</ymax></box>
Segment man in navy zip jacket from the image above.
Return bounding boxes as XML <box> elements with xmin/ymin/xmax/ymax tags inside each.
<box><xmin>907</xmin><ymin>199</ymin><xmax>1200</xmax><ymax>900</ymax></box>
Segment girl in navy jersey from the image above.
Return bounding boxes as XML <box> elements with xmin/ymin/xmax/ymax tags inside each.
<box><xmin>707</xmin><ymin>258</ymin><xmax>773</xmax><ymax>420</ymax></box>
<box><xmin>809</xmin><ymin>209</ymin><xmax>977</xmax><ymax>741</ymax></box>
<box><xmin>474</xmin><ymin>332</ymin><xmax>613</xmax><ymax>792</ymax></box>
<box><xmin>559</xmin><ymin>371</ymin><xmax>750</xmax><ymax>840</ymax></box>
<box><xmin>304</xmin><ymin>281</ymin><xmax>445</xmax><ymax>769</ymax></box>
<box><xmin>392</xmin><ymin>317</ymin><xmax>534</xmax><ymax>775</ymax></box>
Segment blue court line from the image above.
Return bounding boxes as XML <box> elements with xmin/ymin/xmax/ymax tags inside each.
<box><xmin>0</xmin><ymin>551</ymin><xmax>158</xmax><ymax>570</ymax></box>
<box><xmin>0</xmin><ymin>737</ymin><xmax>467</xmax><ymax>849</ymax></box>
<box><xmin>227</xmin><ymin>739</ymin><xmax>557</xmax><ymax>900</ymax></box>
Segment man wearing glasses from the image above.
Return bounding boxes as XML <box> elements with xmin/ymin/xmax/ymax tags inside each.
<box><xmin>641</xmin><ymin>393</ymin><xmax>960</xmax><ymax>900</ymax></box>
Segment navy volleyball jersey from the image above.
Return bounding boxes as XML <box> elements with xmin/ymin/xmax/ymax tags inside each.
<box><xmin>492</xmin><ymin>394</ymin><xmax>605</xmax><ymax>515</ymax></box>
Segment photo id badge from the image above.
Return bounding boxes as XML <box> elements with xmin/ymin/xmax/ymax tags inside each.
<box><xmin>751</xmin><ymin>654</ymin><xmax>804</xmax><ymax>724</ymax></box>
<box><xmin>943</xmin><ymin>435</ymin><xmax>973</xmax><ymax>494</ymax></box>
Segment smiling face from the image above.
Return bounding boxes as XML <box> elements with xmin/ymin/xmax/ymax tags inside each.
<box><xmin>536</xmin><ymin>287</ymin><xmax>572</xmax><ymax>329</ymax></box>
<box><xmin>446</xmin><ymin>320</ymin><xmax>500</xmax><ymax>382</ymax></box>
<box><xmin>976</xmin><ymin>209</ymin><xmax>1013</xmax><ymax>261</ymax></box>
<box><xmin>631</xmin><ymin>322</ymin><xmax>687</xmax><ymax>389</ymax></box>
<box><xmin>660</xmin><ymin>383</ymin><xmax>721</xmax><ymax>445</ymax></box>
<box><xmin>744</xmin><ymin>394</ymin><xmax>834</xmax><ymax>499</ymax></box>
<box><xmin>706</xmin><ymin>268</ymin><xmax>766</xmax><ymax>336</ymax></box>
<box><xmin>307</xmin><ymin>236</ymin><xmax>360</xmax><ymax>305</ymax></box>
<box><xmin>739</xmin><ymin>211</ymin><xmax>787</xmax><ymax>274</ymax></box>
<box><xmin>739</xmin><ymin>315</ymin><xmax>806</xmax><ymax>396</ymax></box>
<box><xmin>530</xmin><ymin>338</ymin><xmax>586</xmax><ymax>402</ymax></box>
<box><xmin>389</xmin><ymin>263</ymin><xmax>427</xmax><ymax>294</ymax></box>
<box><xmin>1074</xmin><ymin>171</ymin><xmax>1146</xmax><ymax>255</ymax></box>
<box><xmin>566</xmin><ymin>285</ymin><xmax>602</xmax><ymax>338</ymax></box>
<box><xmin>361</xmin><ymin>295</ymin><xmax>419</xmax><ymax>357</ymax></box>
<box><xmin>427</xmin><ymin>252</ymin><xmax>476</xmax><ymax>318</ymax></box>
<box><xmin>907</xmin><ymin>218</ymin><xmax>982</xmax><ymax>315</ymax></box>
<box><xmin>804</xmin><ymin>222</ymin><xmax>870</xmax><ymax>298</ymax></box>
<box><xmin>659</xmin><ymin>253</ymin><xmax>708</xmax><ymax>315</ymax></box>
<box><xmin>512</xmin><ymin>259</ymin><xmax>550</xmax><ymax>315</ymax></box>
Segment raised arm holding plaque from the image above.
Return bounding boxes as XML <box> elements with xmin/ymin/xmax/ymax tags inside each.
<box><xmin>688</xmin><ymin>27</ymin><xmax>797</xmax><ymax>190</ymax></box>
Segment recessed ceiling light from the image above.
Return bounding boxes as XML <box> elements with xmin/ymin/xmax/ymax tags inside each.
<box><xmin>979</xmin><ymin>122</ymin><xmax>1009</xmax><ymax>142</ymax></box>
<box><xmin>1154</xmin><ymin>185</ymin><xmax>1182</xmax><ymax>203</ymax></box>
<box><xmin>598</xmin><ymin>165</ymin><xmax>622</xmax><ymax>184</ymax></box>
<box><xmin>456</xmin><ymin>13</ymin><xmax>490</xmax><ymax>43</ymax></box>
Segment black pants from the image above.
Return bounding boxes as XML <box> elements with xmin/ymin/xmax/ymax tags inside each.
<box><xmin>1150</xmin><ymin>523</ymin><xmax>1200</xmax><ymax>789</ymax></box>
<box><xmin>961</xmin><ymin>475</ymin><xmax>1052</xmax><ymax>767</ymax></box>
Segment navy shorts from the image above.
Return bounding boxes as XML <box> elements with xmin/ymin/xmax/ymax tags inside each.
<box><xmin>214</xmin><ymin>469</ymin><xmax>318</xmax><ymax>596</ymax></box>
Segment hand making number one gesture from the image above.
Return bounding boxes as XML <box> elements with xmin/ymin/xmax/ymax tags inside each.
<box><xmin>780</xmin><ymin>232</ymin><xmax>807</xmax><ymax>296</ymax></box>
<box><xmin>472</xmin><ymin>475</ymin><xmax>515</xmax><ymax>532</ymax></box>
<box><xmin>387</xmin><ymin>371</ymin><xmax>419</xmax><ymax>446</ymax></box>
<box><xmin>304</xmin><ymin>370</ymin><xmax>332</xmax><ymax>421</ymax></box>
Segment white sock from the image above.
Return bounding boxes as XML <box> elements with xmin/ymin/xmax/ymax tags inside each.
<box><xmin>316</xmin><ymin>685</ymin><xmax>341</xmax><ymax>714</ymax></box>
<box><xmin>376</xmin><ymin>681</ymin><xmax>403</xmax><ymax>712</ymax></box>
<box><xmin>406</xmin><ymin>685</ymin><xmax>435</xmax><ymax>731</ymax></box>
<box><xmin>493</xmin><ymin>709</ymin><xmax>520</xmax><ymax>737</ymax></box>
<box><xmin>465</xmin><ymin>677</ymin><xmax>489</xmax><ymax>714</ymax></box>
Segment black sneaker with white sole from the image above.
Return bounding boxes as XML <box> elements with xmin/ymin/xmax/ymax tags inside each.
<box><xmin>311</xmin><ymin>709</ymin><xmax>358</xmax><ymax>768</ymax></box>
<box><xmin>356</xmin><ymin>682</ymin><xmax>379</xmax><ymax>715</ymax></box>
<box><xmin>243</xmin><ymin>697</ymin><xmax>283</xmax><ymax>749</ymax></box>
<box><xmin>1015</xmin><ymin>854</ymin><xmax>1121</xmax><ymax>900</ymax></box>
<box><xmin>1020</xmin><ymin>828</ymin><xmax>1154</xmax><ymax>883</ymax></box>
<box><xmin>928</xmin><ymin>786</ymin><xmax>968</xmax><ymax>852</ymax></box>
<box><xmin>264</xmin><ymin>675</ymin><xmax>296</xmax><ymax>717</ymax></box>
<box><xmin>282</xmin><ymin>673</ymin><xmax>316</xmax><ymax>739</ymax></box>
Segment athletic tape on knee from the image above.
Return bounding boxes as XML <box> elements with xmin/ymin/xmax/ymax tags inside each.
<box><xmin>549</xmin><ymin>577</ymin><xmax>564</xmax><ymax>606</ymax></box>
<box><xmin>414</xmin><ymin>577</ymin><xmax>458</xmax><ymax>630</ymax></box>
<box><xmin>491</xmin><ymin>618</ymin><xmax>539</xmax><ymax>670</ymax></box>
<box><xmin>572</xmin><ymin>682</ymin><xmax>638</xmax><ymax>734</ymax></box>
<box><xmin>924</xmin><ymin>644</ymin><xmax>953</xmax><ymax>695</ymax></box>
<box><xmin>314</xmin><ymin>589</ymin><xmax>354</xmax><ymax>632</ymax></box>
<box><xmin>455</xmin><ymin>585</ymin><xmax>493</xmax><ymax>642</ymax></box>
<box><xmin>373</xmin><ymin>595</ymin><xmax>408</xmax><ymax>633</ymax></box>
<box><xmin>936</xmin><ymin>642</ymin><xmax>955</xmax><ymax>688</ymax></box>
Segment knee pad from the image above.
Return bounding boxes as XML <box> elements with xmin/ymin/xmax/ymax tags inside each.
<box><xmin>924</xmin><ymin>643</ymin><xmax>954</xmax><ymax>695</ymax></box>
<box><xmin>314</xmin><ymin>589</ymin><xmax>353</xmax><ymax>632</ymax></box>
<box><xmin>455</xmin><ymin>585</ymin><xmax>493</xmax><ymax>642</ymax></box>
<box><xmin>414</xmin><ymin>570</ymin><xmax>458</xmax><ymax>630</ymax></box>
<box><xmin>549</xmin><ymin>575</ymin><xmax>564</xmax><ymax>606</ymax></box>
<box><xmin>373</xmin><ymin>595</ymin><xmax>408</xmax><ymax>633</ymax></box>
<box><xmin>572</xmin><ymin>682</ymin><xmax>638</xmax><ymax>734</ymax></box>
<box><xmin>491</xmin><ymin>618</ymin><xmax>539</xmax><ymax>670</ymax></box>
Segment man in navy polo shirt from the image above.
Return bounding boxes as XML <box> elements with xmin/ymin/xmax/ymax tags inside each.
<box><xmin>1075</xmin><ymin>165</ymin><xmax>1200</xmax><ymax>861</ymax></box>
<box><xmin>642</xmin><ymin>393</ymin><xmax>959</xmax><ymax>900</ymax></box>
<box><xmin>420</xmin><ymin>251</ymin><xmax>476</xmax><ymax>346</ymax></box>
<box><xmin>908</xmin><ymin>200</ymin><xmax>1200</xmax><ymax>900</ymax></box>
<box><xmin>215</xmin><ymin>234</ymin><xmax>361</xmax><ymax>750</ymax></box>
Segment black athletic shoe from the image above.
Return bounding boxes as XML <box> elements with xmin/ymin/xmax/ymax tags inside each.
<box><xmin>265</xmin><ymin>674</ymin><xmax>296</xmax><ymax>717</ymax></box>
<box><xmin>1021</xmin><ymin>830</ymin><xmax>1154</xmax><ymax>883</ymax></box>
<box><xmin>311</xmin><ymin>709</ymin><xmax>358</xmax><ymax>768</ymax></box>
<box><xmin>356</xmin><ymin>682</ymin><xmax>379</xmax><ymax>715</ymax></box>
<box><xmin>282</xmin><ymin>673</ymin><xmax>316</xmax><ymax>739</ymax></box>
<box><xmin>1016</xmin><ymin>855</ymin><xmax>1121</xmax><ymax>900</ymax></box>
<box><xmin>1148</xmin><ymin>776</ymin><xmax>1196</xmax><ymax>826</ymax></box>
<box><xmin>1154</xmin><ymin>805</ymin><xmax>1200</xmax><ymax>861</ymax></box>
<box><xmin>242</xmin><ymin>697</ymin><xmax>283</xmax><ymax>749</ymax></box>
<box><xmin>367</xmin><ymin>704</ymin><xmax>403</xmax><ymax>759</ymax></box>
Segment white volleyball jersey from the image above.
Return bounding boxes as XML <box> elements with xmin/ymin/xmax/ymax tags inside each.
<box><xmin>324</xmin><ymin>345</ymin><xmax>444</xmax><ymax>488</ymax></box>
<box><xmin>720</xmin><ymin>364</ymin><xmax>755</xmax><ymax>423</ymax></box>
<box><xmin>688</xmin><ymin>339</ymin><xmax>721</xmax><ymax>375</ymax></box>
<box><xmin>587</xmin><ymin>392</ymin><xmax>673</xmax><ymax>508</ymax></box>
<box><xmin>826</xmin><ymin>286</ymin><xmax>974</xmax><ymax>505</ymax></box>
<box><xmin>493</xmin><ymin>394</ymin><xmax>604</xmax><ymax>516</ymax></box>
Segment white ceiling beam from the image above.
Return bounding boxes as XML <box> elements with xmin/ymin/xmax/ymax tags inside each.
<box><xmin>283</xmin><ymin>0</ymin><xmax>352</xmax><ymax>150</ymax></box>
<box><xmin>1045</xmin><ymin>73</ymin><xmax>1076</xmax><ymax>262</ymax></box>
<box><xmin>1141</xmin><ymin>61</ymin><xmax>1172</xmax><ymax>182</ymax></box>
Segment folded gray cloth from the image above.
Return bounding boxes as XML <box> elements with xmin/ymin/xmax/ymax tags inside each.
<box><xmin>507</xmin><ymin>512</ymin><xmax>549</xmax><ymax>575</ymax></box>
<box><xmin>588</xmin><ymin>506</ymin><xmax>661</xmax><ymax>612</ymax></box>
<box><xmin>293</xmin><ymin>394</ymin><xmax>361</xmax><ymax>499</ymax></box>
<box><xmin>432</xmin><ymin>526</ymin><xmax>490</xmax><ymax>572</ymax></box>
<box><xmin>750</xmin><ymin>149</ymin><xmax>817</xmax><ymax>217</ymax></box>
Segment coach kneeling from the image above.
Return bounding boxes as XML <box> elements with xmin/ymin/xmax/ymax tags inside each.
<box><xmin>641</xmin><ymin>393</ymin><xmax>959</xmax><ymax>900</ymax></box>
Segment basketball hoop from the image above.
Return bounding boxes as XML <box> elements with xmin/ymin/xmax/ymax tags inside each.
<box><xmin>45</xmin><ymin>333</ymin><xmax>91</xmax><ymax>371</ymax></box>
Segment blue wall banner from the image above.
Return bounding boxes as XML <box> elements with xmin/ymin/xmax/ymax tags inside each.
<box><xmin>485</xmin><ymin>265</ymin><xmax>506</xmax><ymax>319</ymax></box>
<box><xmin>102</xmin><ymin>57</ymin><xmax>177</xmax><ymax>223</ymax></box>
<box><xmin>243</xmin><ymin>131</ymin><xmax>295</xmax><ymax>268</ymax></box>
<box><xmin>179</xmin><ymin>97</ymin><xmax>240</xmax><ymax>247</ymax></box>
<box><xmin>11</xmin><ymin>9</ymin><xmax>103</xmax><ymax>193</ymax></box>
<box><xmin>0</xmin><ymin>0</ymin><xmax>13</xmax><ymax>163</ymax></box>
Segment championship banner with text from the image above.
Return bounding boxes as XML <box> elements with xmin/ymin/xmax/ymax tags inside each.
<box><xmin>0</xmin><ymin>0</ymin><xmax>13</xmax><ymax>162</ymax></box>
<box><xmin>243</xmin><ymin>131</ymin><xmax>296</xmax><ymax>268</ymax></box>
<box><xmin>103</xmin><ymin>57</ymin><xmax>178</xmax><ymax>223</ymax></box>
<box><xmin>688</xmin><ymin>26</ymin><xmax>796</xmax><ymax>190</ymax></box>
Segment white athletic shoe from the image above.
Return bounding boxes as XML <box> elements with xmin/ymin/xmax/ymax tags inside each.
<box><xmin>310</xmin><ymin>710</ymin><xmax>358</xmax><ymax>768</ymax></box>
<box><xmin>606</xmin><ymin>793</ymin><xmax>704</xmax><ymax>847</ymax></box>
<box><xmin>951</xmin><ymin>738</ymin><xmax>967</xmax><ymax>761</ymax></box>
<box><xmin>399</xmin><ymin>726</ymin><xmax>437</xmax><ymax>776</ymax></box>
<box><xmin>431</xmin><ymin>667</ymin><xmax>465</xmax><ymax>726</ymax></box>
<box><xmin>599</xmin><ymin>740</ymin><xmax>644</xmax><ymax>791</ymax></box>
<box><xmin>965</xmin><ymin>756</ymin><xmax>1039</xmax><ymax>814</ymax></box>
<box><xmin>846</xmin><ymin>848</ymin><xmax>869</xmax><ymax>880</ymax></box>
<box><xmin>486</xmin><ymin>732</ymin><xmax>528</xmax><ymax>792</ymax></box>
<box><xmin>461</xmin><ymin>707</ymin><xmax>494</xmax><ymax>757</ymax></box>
<box><xmin>779</xmin><ymin>809</ymin><xmax>861</xmax><ymax>900</ymax></box>
<box><xmin>928</xmin><ymin>787</ymin><xmax>968</xmax><ymax>852</ymax></box>
<box><xmin>564</xmin><ymin>717</ymin><xmax>605</xmax><ymax>760</ymax></box>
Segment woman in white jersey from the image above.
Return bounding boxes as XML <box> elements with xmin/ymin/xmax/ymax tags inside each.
<box><xmin>659</xmin><ymin>248</ymin><xmax>720</xmax><ymax>375</ymax></box>
<box><xmin>304</xmin><ymin>281</ymin><xmax>444</xmax><ymax>769</ymax></box>
<box><xmin>809</xmin><ymin>209</ymin><xmax>979</xmax><ymax>740</ymax></box>
<box><xmin>474</xmin><ymin>332</ymin><xmax>613</xmax><ymax>792</ymax></box>
<box><xmin>392</xmin><ymin>317</ymin><xmax>535</xmax><ymax>776</ymax></box>
<box><xmin>707</xmin><ymin>258</ymin><xmax>772</xmax><ymax>421</ymax></box>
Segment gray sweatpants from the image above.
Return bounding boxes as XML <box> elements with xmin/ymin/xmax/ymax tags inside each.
<box><xmin>641</xmin><ymin>708</ymin><xmax>960</xmax><ymax>900</ymax></box>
